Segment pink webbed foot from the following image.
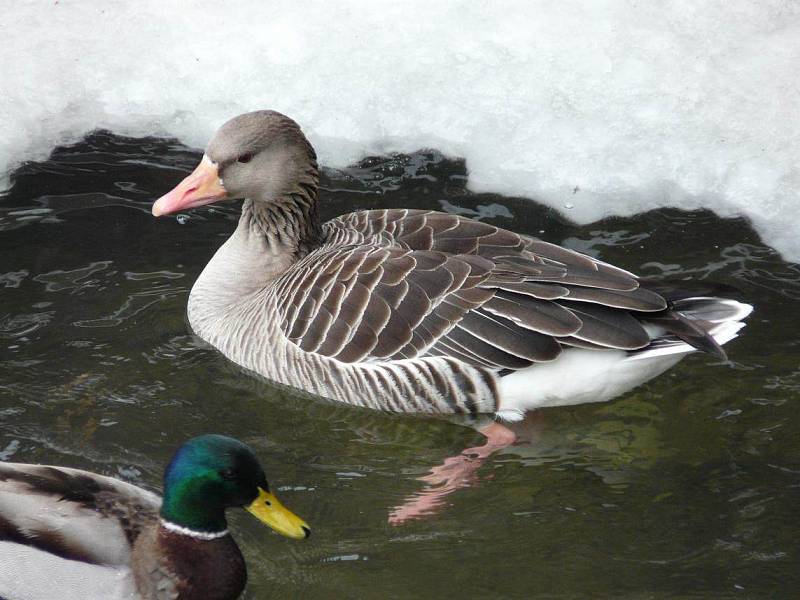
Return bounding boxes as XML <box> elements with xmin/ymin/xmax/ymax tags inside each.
<box><xmin>388</xmin><ymin>421</ymin><xmax>518</xmax><ymax>525</ymax></box>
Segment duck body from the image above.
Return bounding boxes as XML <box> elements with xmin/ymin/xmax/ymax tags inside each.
<box><xmin>155</xmin><ymin>111</ymin><xmax>752</xmax><ymax>421</ymax></box>
<box><xmin>0</xmin><ymin>464</ymin><xmax>159</xmax><ymax>599</ymax></box>
<box><xmin>0</xmin><ymin>435</ymin><xmax>309</xmax><ymax>600</ymax></box>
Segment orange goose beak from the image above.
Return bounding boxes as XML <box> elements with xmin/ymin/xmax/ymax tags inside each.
<box><xmin>152</xmin><ymin>155</ymin><xmax>228</xmax><ymax>217</ymax></box>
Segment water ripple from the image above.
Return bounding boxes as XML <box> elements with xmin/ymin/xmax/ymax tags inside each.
<box><xmin>33</xmin><ymin>261</ymin><xmax>113</xmax><ymax>292</ymax></box>
<box><xmin>0</xmin><ymin>311</ymin><xmax>54</xmax><ymax>338</ymax></box>
<box><xmin>75</xmin><ymin>286</ymin><xmax>186</xmax><ymax>328</ymax></box>
<box><xmin>0</xmin><ymin>270</ymin><xmax>28</xmax><ymax>288</ymax></box>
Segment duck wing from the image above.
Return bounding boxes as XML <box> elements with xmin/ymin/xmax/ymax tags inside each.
<box><xmin>0</xmin><ymin>463</ymin><xmax>160</xmax><ymax>566</ymax></box>
<box><xmin>277</xmin><ymin>209</ymin><xmax>670</xmax><ymax>369</ymax></box>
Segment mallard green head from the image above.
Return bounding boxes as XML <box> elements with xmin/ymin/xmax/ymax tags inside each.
<box><xmin>159</xmin><ymin>434</ymin><xmax>310</xmax><ymax>540</ymax></box>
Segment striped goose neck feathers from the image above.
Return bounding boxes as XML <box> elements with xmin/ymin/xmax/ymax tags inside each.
<box><xmin>245</xmin><ymin>183</ymin><xmax>322</xmax><ymax>259</ymax></box>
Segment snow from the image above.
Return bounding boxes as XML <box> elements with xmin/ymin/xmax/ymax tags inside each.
<box><xmin>1</xmin><ymin>1</ymin><xmax>798</xmax><ymax>258</ymax></box>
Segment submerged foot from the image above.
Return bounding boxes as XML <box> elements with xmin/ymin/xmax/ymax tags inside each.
<box><xmin>388</xmin><ymin>421</ymin><xmax>518</xmax><ymax>525</ymax></box>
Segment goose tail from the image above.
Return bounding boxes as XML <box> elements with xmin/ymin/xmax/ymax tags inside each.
<box><xmin>495</xmin><ymin>297</ymin><xmax>752</xmax><ymax>421</ymax></box>
<box><xmin>628</xmin><ymin>297</ymin><xmax>753</xmax><ymax>362</ymax></box>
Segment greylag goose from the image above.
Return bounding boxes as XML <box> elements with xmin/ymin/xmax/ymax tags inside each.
<box><xmin>0</xmin><ymin>434</ymin><xmax>309</xmax><ymax>600</ymax></box>
<box><xmin>152</xmin><ymin>110</ymin><xmax>752</xmax><ymax>422</ymax></box>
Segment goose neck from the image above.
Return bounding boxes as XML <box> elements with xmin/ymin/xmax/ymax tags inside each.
<box><xmin>244</xmin><ymin>190</ymin><xmax>321</xmax><ymax>259</ymax></box>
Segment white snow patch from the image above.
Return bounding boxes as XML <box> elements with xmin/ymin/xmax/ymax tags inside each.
<box><xmin>1</xmin><ymin>1</ymin><xmax>798</xmax><ymax>258</ymax></box>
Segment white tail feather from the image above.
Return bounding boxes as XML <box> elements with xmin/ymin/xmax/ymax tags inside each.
<box><xmin>628</xmin><ymin>299</ymin><xmax>752</xmax><ymax>362</ymax></box>
<box><xmin>497</xmin><ymin>298</ymin><xmax>753</xmax><ymax>420</ymax></box>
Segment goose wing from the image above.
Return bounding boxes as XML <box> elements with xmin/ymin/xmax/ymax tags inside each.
<box><xmin>278</xmin><ymin>209</ymin><xmax>668</xmax><ymax>368</ymax></box>
<box><xmin>0</xmin><ymin>463</ymin><xmax>160</xmax><ymax>566</ymax></box>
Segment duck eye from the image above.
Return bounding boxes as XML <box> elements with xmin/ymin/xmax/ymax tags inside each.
<box><xmin>220</xmin><ymin>468</ymin><xmax>237</xmax><ymax>481</ymax></box>
<box><xmin>237</xmin><ymin>153</ymin><xmax>253</xmax><ymax>164</ymax></box>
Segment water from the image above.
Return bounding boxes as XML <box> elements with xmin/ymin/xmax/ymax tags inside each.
<box><xmin>1</xmin><ymin>132</ymin><xmax>798</xmax><ymax>598</ymax></box>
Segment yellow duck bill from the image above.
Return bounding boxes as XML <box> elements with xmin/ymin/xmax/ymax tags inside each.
<box><xmin>245</xmin><ymin>487</ymin><xmax>310</xmax><ymax>540</ymax></box>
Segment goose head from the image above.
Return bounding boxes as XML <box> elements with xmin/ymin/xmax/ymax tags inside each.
<box><xmin>152</xmin><ymin>110</ymin><xmax>317</xmax><ymax>216</ymax></box>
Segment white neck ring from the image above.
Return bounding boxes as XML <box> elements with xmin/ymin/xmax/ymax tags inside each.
<box><xmin>159</xmin><ymin>518</ymin><xmax>229</xmax><ymax>540</ymax></box>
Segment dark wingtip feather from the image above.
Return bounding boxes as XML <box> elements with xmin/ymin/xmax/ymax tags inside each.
<box><xmin>645</xmin><ymin>312</ymin><xmax>728</xmax><ymax>360</ymax></box>
<box><xmin>639</xmin><ymin>279</ymin><xmax>740</xmax><ymax>302</ymax></box>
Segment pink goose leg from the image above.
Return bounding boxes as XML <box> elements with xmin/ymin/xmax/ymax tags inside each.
<box><xmin>388</xmin><ymin>421</ymin><xmax>518</xmax><ymax>525</ymax></box>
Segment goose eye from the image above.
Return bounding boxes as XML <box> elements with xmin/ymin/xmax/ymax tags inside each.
<box><xmin>237</xmin><ymin>153</ymin><xmax>253</xmax><ymax>164</ymax></box>
<box><xmin>220</xmin><ymin>468</ymin><xmax>237</xmax><ymax>481</ymax></box>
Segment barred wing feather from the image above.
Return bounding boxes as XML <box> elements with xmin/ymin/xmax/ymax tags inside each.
<box><xmin>276</xmin><ymin>209</ymin><xmax>669</xmax><ymax>370</ymax></box>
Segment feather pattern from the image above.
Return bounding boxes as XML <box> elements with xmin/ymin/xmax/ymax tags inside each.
<box><xmin>189</xmin><ymin>205</ymin><xmax>752</xmax><ymax>418</ymax></box>
<box><xmin>175</xmin><ymin>111</ymin><xmax>753</xmax><ymax>419</ymax></box>
<box><xmin>0</xmin><ymin>464</ymin><xmax>159</xmax><ymax>567</ymax></box>
<box><xmin>278</xmin><ymin>209</ymin><xmax>653</xmax><ymax>366</ymax></box>
<box><xmin>0</xmin><ymin>464</ymin><xmax>157</xmax><ymax>599</ymax></box>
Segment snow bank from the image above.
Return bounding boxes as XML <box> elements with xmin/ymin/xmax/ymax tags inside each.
<box><xmin>2</xmin><ymin>1</ymin><xmax>798</xmax><ymax>258</ymax></box>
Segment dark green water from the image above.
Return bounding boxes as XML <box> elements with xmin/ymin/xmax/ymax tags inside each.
<box><xmin>1</xmin><ymin>132</ymin><xmax>798</xmax><ymax>598</ymax></box>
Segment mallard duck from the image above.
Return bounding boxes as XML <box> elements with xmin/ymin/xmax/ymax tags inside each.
<box><xmin>0</xmin><ymin>434</ymin><xmax>309</xmax><ymax>599</ymax></box>
<box><xmin>152</xmin><ymin>110</ymin><xmax>752</xmax><ymax>422</ymax></box>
